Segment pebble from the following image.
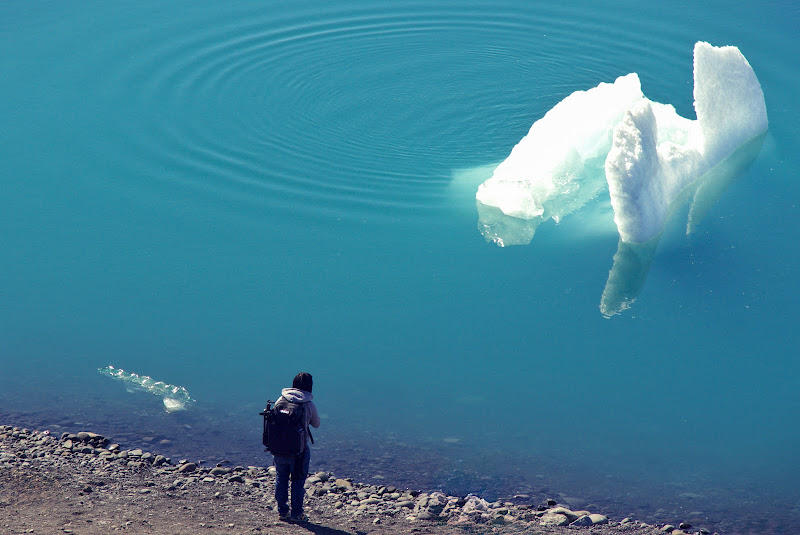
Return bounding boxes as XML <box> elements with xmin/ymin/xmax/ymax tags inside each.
<box><xmin>210</xmin><ymin>467</ymin><xmax>230</xmax><ymax>476</ymax></box>
<box><xmin>334</xmin><ymin>478</ymin><xmax>352</xmax><ymax>490</ymax></box>
<box><xmin>572</xmin><ymin>515</ymin><xmax>595</xmax><ymax>527</ymax></box>
<box><xmin>540</xmin><ymin>512</ymin><xmax>570</xmax><ymax>526</ymax></box>
<box><xmin>178</xmin><ymin>463</ymin><xmax>197</xmax><ymax>473</ymax></box>
<box><xmin>549</xmin><ymin>506</ymin><xmax>579</xmax><ymax>521</ymax></box>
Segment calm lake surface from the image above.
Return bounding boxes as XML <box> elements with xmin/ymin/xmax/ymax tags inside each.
<box><xmin>2</xmin><ymin>1</ymin><xmax>799</xmax><ymax>533</ymax></box>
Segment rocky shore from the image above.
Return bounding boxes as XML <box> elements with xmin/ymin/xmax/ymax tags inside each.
<box><xmin>0</xmin><ymin>425</ymin><xmax>713</xmax><ymax>535</ymax></box>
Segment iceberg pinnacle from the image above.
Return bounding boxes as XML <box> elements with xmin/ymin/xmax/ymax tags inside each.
<box><xmin>476</xmin><ymin>42</ymin><xmax>767</xmax><ymax>244</ymax></box>
<box><xmin>606</xmin><ymin>42</ymin><xmax>767</xmax><ymax>243</ymax></box>
<box><xmin>693</xmin><ymin>42</ymin><xmax>768</xmax><ymax>164</ymax></box>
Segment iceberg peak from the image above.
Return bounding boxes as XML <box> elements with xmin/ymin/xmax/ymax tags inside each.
<box><xmin>606</xmin><ymin>41</ymin><xmax>767</xmax><ymax>243</ymax></box>
<box><xmin>693</xmin><ymin>41</ymin><xmax>768</xmax><ymax>164</ymax></box>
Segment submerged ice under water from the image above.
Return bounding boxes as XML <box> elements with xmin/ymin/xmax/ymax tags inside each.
<box><xmin>98</xmin><ymin>366</ymin><xmax>195</xmax><ymax>413</ymax></box>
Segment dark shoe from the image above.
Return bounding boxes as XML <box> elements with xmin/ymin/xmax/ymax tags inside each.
<box><xmin>278</xmin><ymin>512</ymin><xmax>291</xmax><ymax>522</ymax></box>
<box><xmin>290</xmin><ymin>513</ymin><xmax>309</xmax><ymax>523</ymax></box>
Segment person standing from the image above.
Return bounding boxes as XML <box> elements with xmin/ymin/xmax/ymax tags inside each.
<box><xmin>271</xmin><ymin>372</ymin><xmax>320</xmax><ymax>522</ymax></box>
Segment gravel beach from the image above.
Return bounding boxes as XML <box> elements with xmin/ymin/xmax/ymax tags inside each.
<box><xmin>0</xmin><ymin>425</ymin><xmax>710</xmax><ymax>535</ymax></box>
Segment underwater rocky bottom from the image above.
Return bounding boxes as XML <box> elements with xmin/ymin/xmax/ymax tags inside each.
<box><xmin>0</xmin><ymin>379</ymin><xmax>797</xmax><ymax>535</ymax></box>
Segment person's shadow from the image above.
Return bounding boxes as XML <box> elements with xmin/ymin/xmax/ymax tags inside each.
<box><xmin>292</xmin><ymin>523</ymin><xmax>368</xmax><ymax>535</ymax></box>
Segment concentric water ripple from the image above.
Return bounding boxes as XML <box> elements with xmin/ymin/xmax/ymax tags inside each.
<box><xmin>49</xmin><ymin>0</ymin><xmax>741</xmax><ymax>222</ymax></box>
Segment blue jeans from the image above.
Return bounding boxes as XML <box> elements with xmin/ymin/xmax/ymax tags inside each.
<box><xmin>273</xmin><ymin>448</ymin><xmax>310</xmax><ymax>518</ymax></box>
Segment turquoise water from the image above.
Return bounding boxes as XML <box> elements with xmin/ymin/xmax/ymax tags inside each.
<box><xmin>2</xmin><ymin>1</ymin><xmax>799</xmax><ymax>532</ymax></box>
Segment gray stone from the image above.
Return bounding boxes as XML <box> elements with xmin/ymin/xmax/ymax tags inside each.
<box><xmin>178</xmin><ymin>462</ymin><xmax>197</xmax><ymax>473</ymax></box>
<box><xmin>539</xmin><ymin>512</ymin><xmax>570</xmax><ymax>527</ymax></box>
<box><xmin>334</xmin><ymin>478</ymin><xmax>352</xmax><ymax>490</ymax></box>
<box><xmin>549</xmin><ymin>507</ymin><xmax>579</xmax><ymax>522</ymax></box>
<box><xmin>397</xmin><ymin>501</ymin><xmax>415</xmax><ymax>509</ymax></box>
<box><xmin>571</xmin><ymin>515</ymin><xmax>595</xmax><ymax>527</ymax></box>
<box><xmin>589</xmin><ymin>514</ymin><xmax>609</xmax><ymax>525</ymax></box>
<box><xmin>210</xmin><ymin>467</ymin><xmax>231</xmax><ymax>476</ymax></box>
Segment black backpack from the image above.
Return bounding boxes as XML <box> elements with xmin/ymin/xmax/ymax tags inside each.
<box><xmin>260</xmin><ymin>398</ymin><xmax>313</xmax><ymax>457</ymax></box>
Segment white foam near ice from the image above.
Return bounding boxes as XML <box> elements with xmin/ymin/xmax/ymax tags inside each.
<box><xmin>476</xmin><ymin>42</ymin><xmax>768</xmax><ymax>244</ymax></box>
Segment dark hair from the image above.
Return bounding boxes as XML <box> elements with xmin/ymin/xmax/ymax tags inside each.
<box><xmin>293</xmin><ymin>372</ymin><xmax>313</xmax><ymax>393</ymax></box>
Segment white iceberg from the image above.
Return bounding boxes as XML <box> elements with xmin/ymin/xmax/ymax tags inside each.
<box><xmin>476</xmin><ymin>41</ymin><xmax>768</xmax><ymax>244</ymax></box>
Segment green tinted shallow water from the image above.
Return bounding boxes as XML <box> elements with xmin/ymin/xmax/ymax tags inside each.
<box><xmin>2</xmin><ymin>1</ymin><xmax>799</xmax><ymax>533</ymax></box>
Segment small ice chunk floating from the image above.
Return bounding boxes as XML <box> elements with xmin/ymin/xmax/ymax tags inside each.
<box><xmin>98</xmin><ymin>365</ymin><xmax>195</xmax><ymax>412</ymax></box>
<box><xmin>476</xmin><ymin>41</ymin><xmax>768</xmax><ymax>244</ymax></box>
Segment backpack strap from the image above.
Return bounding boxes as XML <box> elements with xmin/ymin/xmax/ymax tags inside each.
<box><xmin>303</xmin><ymin>402</ymin><xmax>315</xmax><ymax>445</ymax></box>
